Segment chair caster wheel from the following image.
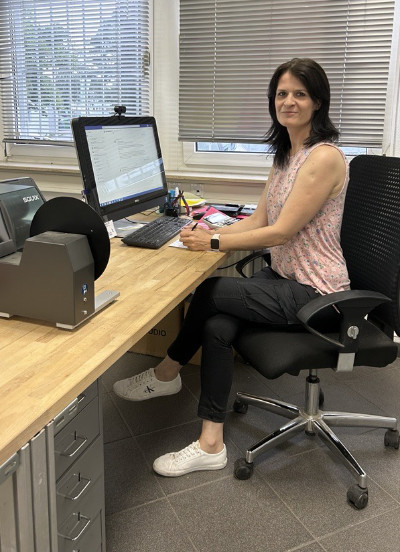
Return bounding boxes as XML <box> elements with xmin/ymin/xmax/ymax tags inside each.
<box><xmin>384</xmin><ymin>429</ymin><xmax>399</xmax><ymax>449</ymax></box>
<box><xmin>347</xmin><ymin>484</ymin><xmax>368</xmax><ymax>509</ymax></box>
<box><xmin>233</xmin><ymin>399</ymin><xmax>248</xmax><ymax>414</ymax></box>
<box><xmin>234</xmin><ymin>458</ymin><xmax>253</xmax><ymax>480</ymax></box>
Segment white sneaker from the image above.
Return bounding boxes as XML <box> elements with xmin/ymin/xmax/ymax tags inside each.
<box><xmin>113</xmin><ymin>368</ymin><xmax>181</xmax><ymax>401</ymax></box>
<box><xmin>153</xmin><ymin>440</ymin><xmax>227</xmax><ymax>477</ymax></box>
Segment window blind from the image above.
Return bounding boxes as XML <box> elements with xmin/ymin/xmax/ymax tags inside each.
<box><xmin>179</xmin><ymin>0</ymin><xmax>395</xmax><ymax>147</ymax></box>
<box><xmin>0</xmin><ymin>0</ymin><xmax>150</xmax><ymax>143</ymax></box>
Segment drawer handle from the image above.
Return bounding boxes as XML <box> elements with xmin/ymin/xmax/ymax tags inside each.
<box><xmin>59</xmin><ymin>513</ymin><xmax>91</xmax><ymax>541</ymax></box>
<box><xmin>0</xmin><ymin>453</ymin><xmax>19</xmax><ymax>484</ymax></box>
<box><xmin>58</xmin><ymin>474</ymin><xmax>91</xmax><ymax>501</ymax></box>
<box><xmin>77</xmin><ymin>392</ymin><xmax>87</xmax><ymax>403</ymax></box>
<box><xmin>54</xmin><ymin>399</ymin><xmax>79</xmax><ymax>430</ymax></box>
<box><xmin>57</xmin><ymin>434</ymin><xmax>88</xmax><ymax>458</ymax></box>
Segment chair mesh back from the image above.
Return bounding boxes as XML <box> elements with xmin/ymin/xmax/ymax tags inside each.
<box><xmin>341</xmin><ymin>155</ymin><xmax>400</xmax><ymax>334</ymax></box>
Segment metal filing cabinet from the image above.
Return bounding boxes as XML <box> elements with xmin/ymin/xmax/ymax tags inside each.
<box><xmin>51</xmin><ymin>380</ymin><xmax>106</xmax><ymax>552</ymax></box>
<box><xmin>0</xmin><ymin>429</ymin><xmax>57</xmax><ymax>552</ymax></box>
<box><xmin>0</xmin><ymin>380</ymin><xmax>105</xmax><ymax>552</ymax></box>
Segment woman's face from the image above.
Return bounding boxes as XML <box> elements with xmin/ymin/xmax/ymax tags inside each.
<box><xmin>274</xmin><ymin>71</ymin><xmax>320</xmax><ymax>132</ymax></box>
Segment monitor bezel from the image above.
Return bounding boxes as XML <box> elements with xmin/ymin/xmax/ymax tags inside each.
<box><xmin>71</xmin><ymin>115</ymin><xmax>168</xmax><ymax>222</ymax></box>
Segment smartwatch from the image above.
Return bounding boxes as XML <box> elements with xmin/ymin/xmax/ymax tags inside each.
<box><xmin>210</xmin><ymin>233</ymin><xmax>220</xmax><ymax>251</ymax></box>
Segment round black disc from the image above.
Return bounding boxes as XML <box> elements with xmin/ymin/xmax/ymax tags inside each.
<box><xmin>30</xmin><ymin>197</ymin><xmax>110</xmax><ymax>280</ymax></box>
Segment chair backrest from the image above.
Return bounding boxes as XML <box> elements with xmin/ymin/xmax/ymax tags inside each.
<box><xmin>341</xmin><ymin>155</ymin><xmax>400</xmax><ymax>335</ymax></box>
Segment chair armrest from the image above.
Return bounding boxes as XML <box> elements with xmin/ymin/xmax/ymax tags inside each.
<box><xmin>235</xmin><ymin>249</ymin><xmax>271</xmax><ymax>278</ymax></box>
<box><xmin>296</xmin><ymin>289</ymin><xmax>391</xmax><ymax>352</ymax></box>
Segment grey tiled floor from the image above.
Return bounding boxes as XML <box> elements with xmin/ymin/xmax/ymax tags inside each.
<box><xmin>101</xmin><ymin>352</ymin><xmax>400</xmax><ymax>552</ymax></box>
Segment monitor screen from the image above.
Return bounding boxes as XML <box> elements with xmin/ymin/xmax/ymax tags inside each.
<box><xmin>71</xmin><ymin>116</ymin><xmax>168</xmax><ymax>225</ymax></box>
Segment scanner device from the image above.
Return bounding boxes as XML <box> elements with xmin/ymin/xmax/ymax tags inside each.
<box><xmin>0</xmin><ymin>192</ymin><xmax>119</xmax><ymax>329</ymax></box>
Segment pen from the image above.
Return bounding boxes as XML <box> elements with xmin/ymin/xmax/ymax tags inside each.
<box><xmin>192</xmin><ymin>222</ymin><xmax>198</xmax><ymax>231</ymax></box>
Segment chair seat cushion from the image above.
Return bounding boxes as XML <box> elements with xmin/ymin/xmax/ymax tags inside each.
<box><xmin>234</xmin><ymin>319</ymin><xmax>398</xmax><ymax>379</ymax></box>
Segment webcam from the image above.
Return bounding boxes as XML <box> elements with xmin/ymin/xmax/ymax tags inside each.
<box><xmin>114</xmin><ymin>105</ymin><xmax>126</xmax><ymax>118</ymax></box>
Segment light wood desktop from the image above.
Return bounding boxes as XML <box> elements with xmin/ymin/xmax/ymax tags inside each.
<box><xmin>0</xmin><ymin>236</ymin><xmax>228</xmax><ymax>466</ymax></box>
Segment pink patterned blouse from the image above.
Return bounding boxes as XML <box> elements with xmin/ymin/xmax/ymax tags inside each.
<box><xmin>267</xmin><ymin>142</ymin><xmax>350</xmax><ymax>295</ymax></box>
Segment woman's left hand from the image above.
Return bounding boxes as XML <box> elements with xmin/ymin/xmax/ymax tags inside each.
<box><xmin>180</xmin><ymin>224</ymin><xmax>213</xmax><ymax>250</ymax></box>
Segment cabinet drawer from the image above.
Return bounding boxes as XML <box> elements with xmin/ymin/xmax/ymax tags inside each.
<box><xmin>55</xmin><ymin>396</ymin><xmax>100</xmax><ymax>480</ymax></box>
<box><xmin>58</xmin><ymin>509</ymin><xmax>103</xmax><ymax>552</ymax></box>
<box><xmin>54</xmin><ymin>380</ymin><xmax>99</xmax><ymax>436</ymax></box>
<box><xmin>56</xmin><ymin>435</ymin><xmax>104</xmax><ymax>525</ymax></box>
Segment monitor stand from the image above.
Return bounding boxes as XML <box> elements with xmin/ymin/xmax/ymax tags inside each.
<box><xmin>112</xmin><ymin>218</ymin><xmax>146</xmax><ymax>238</ymax></box>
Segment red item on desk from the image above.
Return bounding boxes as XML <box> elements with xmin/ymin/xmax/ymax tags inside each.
<box><xmin>190</xmin><ymin>205</ymin><xmax>218</xmax><ymax>229</ymax></box>
<box><xmin>191</xmin><ymin>205</ymin><xmax>222</xmax><ymax>219</ymax></box>
<box><xmin>191</xmin><ymin>205</ymin><xmax>240</xmax><ymax>229</ymax></box>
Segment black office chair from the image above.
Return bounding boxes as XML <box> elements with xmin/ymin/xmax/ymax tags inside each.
<box><xmin>232</xmin><ymin>155</ymin><xmax>400</xmax><ymax>509</ymax></box>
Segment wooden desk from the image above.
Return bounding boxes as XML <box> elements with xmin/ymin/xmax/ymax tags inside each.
<box><xmin>0</xmin><ymin>239</ymin><xmax>228</xmax><ymax>465</ymax></box>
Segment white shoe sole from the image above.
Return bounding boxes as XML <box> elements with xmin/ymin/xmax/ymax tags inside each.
<box><xmin>153</xmin><ymin>456</ymin><xmax>227</xmax><ymax>477</ymax></box>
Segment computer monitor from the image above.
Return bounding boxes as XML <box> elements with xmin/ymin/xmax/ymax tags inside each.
<box><xmin>71</xmin><ymin>115</ymin><xmax>168</xmax><ymax>231</ymax></box>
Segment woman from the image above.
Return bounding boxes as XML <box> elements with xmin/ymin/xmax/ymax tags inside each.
<box><xmin>113</xmin><ymin>58</ymin><xmax>350</xmax><ymax>477</ymax></box>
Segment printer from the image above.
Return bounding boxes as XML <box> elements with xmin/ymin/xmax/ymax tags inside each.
<box><xmin>0</xmin><ymin>177</ymin><xmax>45</xmax><ymax>257</ymax></box>
<box><xmin>0</xmin><ymin>179</ymin><xmax>118</xmax><ymax>329</ymax></box>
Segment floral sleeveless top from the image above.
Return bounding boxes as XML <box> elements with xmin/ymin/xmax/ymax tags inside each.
<box><xmin>267</xmin><ymin>143</ymin><xmax>350</xmax><ymax>295</ymax></box>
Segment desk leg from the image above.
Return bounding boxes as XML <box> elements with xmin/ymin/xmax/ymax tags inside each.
<box><xmin>0</xmin><ymin>457</ymin><xmax>18</xmax><ymax>550</ymax></box>
<box><xmin>0</xmin><ymin>434</ymin><xmax>57</xmax><ymax>552</ymax></box>
<box><xmin>31</xmin><ymin>429</ymin><xmax>56</xmax><ymax>551</ymax></box>
<box><xmin>45</xmin><ymin>423</ymin><xmax>58</xmax><ymax>552</ymax></box>
<box><xmin>15</xmin><ymin>444</ymin><xmax>35</xmax><ymax>551</ymax></box>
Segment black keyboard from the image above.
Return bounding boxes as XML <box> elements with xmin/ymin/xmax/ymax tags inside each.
<box><xmin>121</xmin><ymin>217</ymin><xmax>191</xmax><ymax>249</ymax></box>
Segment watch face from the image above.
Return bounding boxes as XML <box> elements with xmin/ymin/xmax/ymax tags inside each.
<box><xmin>211</xmin><ymin>235</ymin><xmax>220</xmax><ymax>250</ymax></box>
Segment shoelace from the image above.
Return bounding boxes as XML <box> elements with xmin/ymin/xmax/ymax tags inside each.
<box><xmin>173</xmin><ymin>441</ymin><xmax>201</xmax><ymax>463</ymax></box>
<box><xmin>127</xmin><ymin>369</ymin><xmax>154</xmax><ymax>390</ymax></box>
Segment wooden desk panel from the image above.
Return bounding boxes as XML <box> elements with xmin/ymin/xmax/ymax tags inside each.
<box><xmin>0</xmin><ymin>239</ymin><xmax>228</xmax><ymax>464</ymax></box>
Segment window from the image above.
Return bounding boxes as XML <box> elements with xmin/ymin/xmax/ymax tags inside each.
<box><xmin>179</xmin><ymin>0</ymin><xmax>396</xmax><ymax>160</ymax></box>
<box><xmin>196</xmin><ymin>142</ymin><xmax>367</xmax><ymax>157</ymax></box>
<box><xmin>0</xmin><ymin>0</ymin><xmax>150</xmax><ymax>149</ymax></box>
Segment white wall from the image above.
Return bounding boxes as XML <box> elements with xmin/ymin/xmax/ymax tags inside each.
<box><xmin>153</xmin><ymin>0</ymin><xmax>180</xmax><ymax>172</ymax></box>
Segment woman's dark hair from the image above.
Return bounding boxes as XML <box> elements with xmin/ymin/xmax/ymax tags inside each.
<box><xmin>264</xmin><ymin>58</ymin><xmax>339</xmax><ymax>168</ymax></box>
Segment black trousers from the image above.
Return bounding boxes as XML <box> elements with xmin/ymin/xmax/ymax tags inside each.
<box><xmin>167</xmin><ymin>267</ymin><xmax>319</xmax><ymax>423</ymax></box>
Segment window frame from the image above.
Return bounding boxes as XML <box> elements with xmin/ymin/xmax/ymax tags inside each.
<box><xmin>179</xmin><ymin>0</ymin><xmax>400</xmax><ymax>170</ymax></box>
<box><xmin>0</xmin><ymin>0</ymin><xmax>155</xmax><ymax>166</ymax></box>
<box><xmin>182</xmin><ymin>141</ymin><xmax>384</xmax><ymax>170</ymax></box>
<box><xmin>182</xmin><ymin>141</ymin><xmax>273</xmax><ymax>169</ymax></box>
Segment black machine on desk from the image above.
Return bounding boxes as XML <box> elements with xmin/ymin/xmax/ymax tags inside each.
<box><xmin>0</xmin><ymin>179</ymin><xmax>119</xmax><ymax>329</ymax></box>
